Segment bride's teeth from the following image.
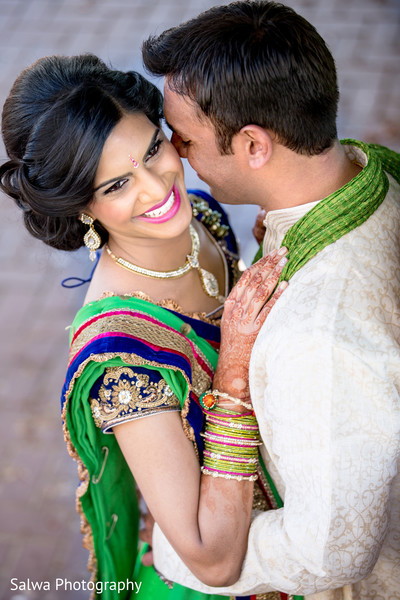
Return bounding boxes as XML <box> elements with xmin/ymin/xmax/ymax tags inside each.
<box><xmin>144</xmin><ymin>192</ymin><xmax>175</xmax><ymax>218</ymax></box>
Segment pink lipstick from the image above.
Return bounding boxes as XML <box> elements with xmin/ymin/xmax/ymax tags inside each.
<box><xmin>137</xmin><ymin>185</ymin><xmax>181</xmax><ymax>224</ymax></box>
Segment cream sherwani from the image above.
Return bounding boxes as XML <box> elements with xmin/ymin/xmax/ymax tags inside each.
<box><xmin>152</xmin><ymin>147</ymin><xmax>400</xmax><ymax>599</ymax></box>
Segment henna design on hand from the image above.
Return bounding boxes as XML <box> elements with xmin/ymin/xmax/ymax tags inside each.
<box><xmin>214</xmin><ymin>248</ymin><xmax>289</xmax><ymax>405</ymax></box>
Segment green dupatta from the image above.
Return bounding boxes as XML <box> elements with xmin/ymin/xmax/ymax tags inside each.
<box><xmin>62</xmin><ymin>295</ymin><xmax>219</xmax><ymax>598</ymax></box>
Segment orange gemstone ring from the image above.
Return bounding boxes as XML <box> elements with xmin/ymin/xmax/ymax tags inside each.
<box><xmin>199</xmin><ymin>391</ymin><xmax>217</xmax><ymax>410</ymax></box>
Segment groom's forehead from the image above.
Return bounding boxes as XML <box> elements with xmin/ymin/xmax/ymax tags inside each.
<box><xmin>164</xmin><ymin>81</ymin><xmax>201</xmax><ymax>120</ymax></box>
<box><xmin>163</xmin><ymin>83</ymin><xmax>214</xmax><ymax>138</ymax></box>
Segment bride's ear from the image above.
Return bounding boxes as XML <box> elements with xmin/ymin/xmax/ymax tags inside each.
<box><xmin>235</xmin><ymin>125</ymin><xmax>273</xmax><ymax>169</ymax></box>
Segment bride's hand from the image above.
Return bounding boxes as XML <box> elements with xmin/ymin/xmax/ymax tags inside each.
<box><xmin>213</xmin><ymin>248</ymin><xmax>288</xmax><ymax>405</ymax></box>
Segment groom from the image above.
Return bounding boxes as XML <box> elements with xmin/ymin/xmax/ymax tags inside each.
<box><xmin>142</xmin><ymin>2</ymin><xmax>400</xmax><ymax>598</ymax></box>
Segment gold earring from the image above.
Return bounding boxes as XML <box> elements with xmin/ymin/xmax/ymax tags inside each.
<box><xmin>80</xmin><ymin>213</ymin><xmax>101</xmax><ymax>261</ymax></box>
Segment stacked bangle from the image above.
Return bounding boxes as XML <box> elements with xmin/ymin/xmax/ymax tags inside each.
<box><xmin>201</xmin><ymin>406</ymin><xmax>260</xmax><ymax>482</ymax></box>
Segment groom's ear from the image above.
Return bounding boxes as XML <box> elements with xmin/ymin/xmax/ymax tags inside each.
<box><xmin>235</xmin><ymin>125</ymin><xmax>273</xmax><ymax>169</ymax></box>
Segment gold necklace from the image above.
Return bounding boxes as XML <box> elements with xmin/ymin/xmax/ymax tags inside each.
<box><xmin>105</xmin><ymin>224</ymin><xmax>225</xmax><ymax>302</ymax></box>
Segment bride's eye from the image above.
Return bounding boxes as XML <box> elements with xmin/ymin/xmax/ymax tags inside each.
<box><xmin>104</xmin><ymin>179</ymin><xmax>128</xmax><ymax>195</ymax></box>
<box><xmin>146</xmin><ymin>137</ymin><xmax>164</xmax><ymax>161</ymax></box>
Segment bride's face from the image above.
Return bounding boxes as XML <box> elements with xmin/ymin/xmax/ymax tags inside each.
<box><xmin>88</xmin><ymin>112</ymin><xmax>192</xmax><ymax>246</ymax></box>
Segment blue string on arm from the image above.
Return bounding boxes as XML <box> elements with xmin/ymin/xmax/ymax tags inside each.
<box><xmin>61</xmin><ymin>251</ymin><xmax>100</xmax><ymax>288</ymax></box>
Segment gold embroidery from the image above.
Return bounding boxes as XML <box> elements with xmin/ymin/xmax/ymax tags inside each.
<box><xmin>62</xmin><ymin>351</ymin><xmax>196</xmax><ymax>586</ymax></box>
<box><xmin>252</xmin><ymin>479</ymin><xmax>271</xmax><ymax>512</ymax></box>
<box><xmin>63</xmin><ymin>273</ymin><xmax>222</xmax><ymax>585</ymax></box>
<box><xmin>180</xmin><ymin>323</ymin><xmax>192</xmax><ymax>335</ymax></box>
<box><xmin>64</xmin><ymin>351</ymin><xmax>199</xmax><ymax>444</ymax></box>
<box><xmin>91</xmin><ymin>366</ymin><xmax>180</xmax><ymax>430</ymax></box>
<box><xmin>189</xmin><ymin>193</ymin><xmax>230</xmax><ymax>239</ymax></box>
<box><xmin>69</xmin><ymin>312</ymin><xmax>213</xmax><ymax>397</ymax></box>
<box><xmin>99</xmin><ymin>290</ymin><xmax>222</xmax><ymax>324</ymax></box>
<box><xmin>257</xmin><ymin>464</ymin><xmax>280</xmax><ymax>510</ymax></box>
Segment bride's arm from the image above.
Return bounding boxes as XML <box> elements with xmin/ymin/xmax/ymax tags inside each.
<box><xmin>114</xmin><ymin>249</ymin><xmax>288</xmax><ymax>587</ymax></box>
<box><xmin>115</xmin><ymin>410</ymin><xmax>251</xmax><ymax>586</ymax></box>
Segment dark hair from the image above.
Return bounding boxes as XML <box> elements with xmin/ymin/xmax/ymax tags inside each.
<box><xmin>0</xmin><ymin>54</ymin><xmax>163</xmax><ymax>250</ymax></box>
<box><xmin>143</xmin><ymin>1</ymin><xmax>338</xmax><ymax>155</ymax></box>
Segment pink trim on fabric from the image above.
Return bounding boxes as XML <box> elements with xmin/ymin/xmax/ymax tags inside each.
<box><xmin>70</xmin><ymin>309</ymin><xmax>213</xmax><ymax>378</ymax></box>
<box><xmin>69</xmin><ymin>331</ymin><xmax>187</xmax><ymax>368</ymax></box>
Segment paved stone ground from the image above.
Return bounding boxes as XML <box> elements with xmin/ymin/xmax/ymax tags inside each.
<box><xmin>0</xmin><ymin>0</ymin><xmax>399</xmax><ymax>599</ymax></box>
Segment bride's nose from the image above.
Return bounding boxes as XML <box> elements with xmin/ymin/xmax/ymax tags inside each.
<box><xmin>136</xmin><ymin>169</ymin><xmax>169</xmax><ymax>205</ymax></box>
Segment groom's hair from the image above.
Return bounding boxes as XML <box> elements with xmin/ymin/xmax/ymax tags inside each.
<box><xmin>143</xmin><ymin>1</ymin><xmax>339</xmax><ymax>156</ymax></box>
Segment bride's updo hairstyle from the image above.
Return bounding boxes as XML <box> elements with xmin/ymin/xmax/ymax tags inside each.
<box><xmin>0</xmin><ymin>54</ymin><xmax>163</xmax><ymax>250</ymax></box>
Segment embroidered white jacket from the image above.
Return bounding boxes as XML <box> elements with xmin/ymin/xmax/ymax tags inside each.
<box><xmin>152</xmin><ymin>151</ymin><xmax>400</xmax><ymax>600</ymax></box>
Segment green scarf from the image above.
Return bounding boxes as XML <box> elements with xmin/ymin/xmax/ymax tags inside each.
<box><xmin>254</xmin><ymin>140</ymin><xmax>400</xmax><ymax>275</ymax></box>
<box><xmin>63</xmin><ymin>295</ymin><xmax>221</xmax><ymax>599</ymax></box>
<box><xmin>280</xmin><ymin>139</ymin><xmax>400</xmax><ymax>281</ymax></box>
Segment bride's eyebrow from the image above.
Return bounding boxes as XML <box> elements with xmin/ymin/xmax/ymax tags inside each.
<box><xmin>94</xmin><ymin>172</ymin><xmax>131</xmax><ymax>192</ymax></box>
<box><xmin>94</xmin><ymin>128</ymin><xmax>162</xmax><ymax>192</ymax></box>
